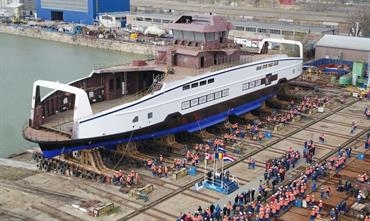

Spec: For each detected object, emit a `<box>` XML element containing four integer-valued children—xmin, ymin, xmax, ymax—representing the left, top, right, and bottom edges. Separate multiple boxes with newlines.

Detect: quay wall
<box><xmin>0</xmin><ymin>24</ymin><xmax>157</xmax><ymax>56</ymax></box>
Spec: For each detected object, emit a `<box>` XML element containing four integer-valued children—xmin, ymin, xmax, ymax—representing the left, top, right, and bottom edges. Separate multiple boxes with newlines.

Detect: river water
<box><xmin>0</xmin><ymin>33</ymin><xmax>145</xmax><ymax>157</ymax></box>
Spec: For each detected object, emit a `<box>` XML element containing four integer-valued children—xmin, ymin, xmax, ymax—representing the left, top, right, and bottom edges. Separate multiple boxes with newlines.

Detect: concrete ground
<box><xmin>278</xmin><ymin>149</ymin><xmax>370</xmax><ymax>221</ymax></box>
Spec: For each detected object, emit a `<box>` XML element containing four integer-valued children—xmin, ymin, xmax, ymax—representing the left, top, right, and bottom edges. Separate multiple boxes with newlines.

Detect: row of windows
<box><xmin>256</xmin><ymin>61</ymin><xmax>279</xmax><ymax>71</ymax></box>
<box><xmin>183</xmin><ymin>78</ymin><xmax>214</xmax><ymax>90</ymax></box>
<box><xmin>181</xmin><ymin>89</ymin><xmax>229</xmax><ymax>110</ymax></box>
<box><xmin>134</xmin><ymin>17</ymin><xmax>171</xmax><ymax>23</ymax></box>
<box><xmin>242</xmin><ymin>79</ymin><xmax>261</xmax><ymax>91</ymax></box>
<box><xmin>132</xmin><ymin>112</ymin><xmax>153</xmax><ymax>123</ymax></box>
<box><xmin>234</xmin><ymin>26</ymin><xmax>304</xmax><ymax>36</ymax></box>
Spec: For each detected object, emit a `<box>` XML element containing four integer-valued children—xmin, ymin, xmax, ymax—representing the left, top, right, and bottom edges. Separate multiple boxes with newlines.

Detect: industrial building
<box><xmin>315</xmin><ymin>35</ymin><xmax>370</xmax><ymax>62</ymax></box>
<box><xmin>126</xmin><ymin>13</ymin><xmax>336</xmax><ymax>41</ymax></box>
<box><xmin>35</xmin><ymin>0</ymin><xmax>130</xmax><ymax>25</ymax></box>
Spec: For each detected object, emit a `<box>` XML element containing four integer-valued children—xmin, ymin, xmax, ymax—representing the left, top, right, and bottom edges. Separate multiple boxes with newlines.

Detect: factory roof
<box><xmin>315</xmin><ymin>34</ymin><xmax>370</xmax><ymax>52</ymax></box>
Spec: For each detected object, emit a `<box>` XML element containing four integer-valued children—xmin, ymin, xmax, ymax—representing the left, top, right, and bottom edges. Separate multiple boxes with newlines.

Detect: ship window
<box><xmin>144</xmin><ymin>17</ymin><xmax>152</xmax><ymax>22</ymax></box>
<box><xmin>274</xmin><ymin>61</ymin><xmax>279</xmax><ymax>66</ymax></box>
<box><xmin>215</xmin><ymin>91</ymin><xmax>222</xmax><ymax>99</ymax></box>
<box><xmin>191</xmin><ymin>98</ymin><xmax>198</xmax><ymax>106</ymax></box>
<box><xmin>292</xmin><ymin>69</ymin><xmax>295</xmax><ymax>74</ymax></box>
<box><xmin>136</xmin><ymin>17</ymin><xmax>143</xmax><ymax>21</ymax></box>
<box><xmin>200</xmin><ymin>80</ymin><xmax>207</xmax><ymax>86</ymax></box>
<box><xmin>256</xmin><ymin>66</ymin><xmax>262</xmax><ymax>70</ymax></box>
<box><xmin>208</xmin><ymin>78</ymin><xmax>214</xmax><ymax>84</ymax></box>
<box><xmin>199</xmin><ymin>96</ymin><xmax>206</xmax><ymax>104</ymax></box>
<box><xmin>88</xmin><ymin>91</ymin><xmax>94</xmax><ymax>98</ymax></box>
<box><xmin>163</xmin><ymin>19</ymin><xmax>171</xmax><ymax>23</ymax></box>
<box><xmin>222</xmin><ymin>89</ymin><xmax>229</xmax><ymax>97</ymax></box>
<box><xmin>63</xmin><ymin>97</ymin><xmax>68</xmax><ymax>104</ymax></box>
<box><xmin>263</xmin><ymin>64</ymin><xmax>268</xmax><ymax>69</ymax></box>
<box><xmin>148</xmin><ymin>112</ymin><xmax>153</xmax><ymax>119</ymax></box>
<box><xmin>183</xmin><ymin>85</ymin><xmax>190</xmax><ymax>90</ymax></box>
<box><xmin>182</xmin><ymin>101</ymin><xmax>190</xmax><ymax>109</ymax></box>
<box><xmin>242</xmin><ymin>83</ymin><xmax>249</xmax><ymax>91</ymax></box>
<box><xmin>255</xmin><ymin>79</ymin><xmax>261</xmax><ymax>86</ymax></box>
<box><xmin>269</xmin><ymin>63</ymin><xmax>274</xmax><ymax>67</ymax></box>
<box><xmin>272</xmin><ymin>74</ymin><xmax>278</xmax><ymax>80</ymax></box>
<box><xmin>207</xmin><ymin>93</ymin><xmax>214</xmax><ymax>101</ymax></box>
<box><xmin>249</xmin><ymin>81</ymin><xmax>255</xmax><ymax>88</ymax></box>
<box><xmin>132</xmin><ymin>116</ymin><xmax>139</xmax><ymax>123</ymax></box>
<box><xmin>191</xmin><ymin>83</ymin><xmax>198</xmax><ymax>88</ymax></box>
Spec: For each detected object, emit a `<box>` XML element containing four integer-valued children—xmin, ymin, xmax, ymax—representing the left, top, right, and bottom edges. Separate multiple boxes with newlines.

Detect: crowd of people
<box><xmin>146</xmin><ymin>155</ymin><xmax>171</xmax><ymax>177</ymax></box>
<box><xmin>264</xmin><ymin>147</ymin><xmax>301</xmax><ymax>192</ymax></box>
<box><xmin>186</xmin><ymin>150</ymin><xmax>201</xmax><ymax>166</ymax></box>
<box><xmin>265</xmin><ymin>96</ymin><xmax>330</xmax><ymax>127</ymax></box>
<box><xmin>112</xmin><ymin>169</ymin><xmax>140</xmax><ymax>186</ymax></box>
<box><xmin>176</xmin><ymin>141</ymin><xmax>367</xmax><ymax>221</ymax></box>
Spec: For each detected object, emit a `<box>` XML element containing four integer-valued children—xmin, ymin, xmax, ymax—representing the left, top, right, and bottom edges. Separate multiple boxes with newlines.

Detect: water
<box><xmin>0</xmin><ymin>33</ymin><xmax>145</xmax><ymax>157</ymax></box>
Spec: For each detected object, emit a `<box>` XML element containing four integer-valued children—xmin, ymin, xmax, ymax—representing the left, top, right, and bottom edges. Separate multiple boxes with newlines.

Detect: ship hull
<box><xmin>34</xmin><ymin>85</ymin><xmax>277</xmax><ymax>158</ymax></box>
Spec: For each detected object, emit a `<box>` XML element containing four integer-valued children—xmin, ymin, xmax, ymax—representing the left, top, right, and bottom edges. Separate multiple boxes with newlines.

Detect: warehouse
<box><xmin>35</xmin><ymin>0</ymin><xmax>130</xmax><ymax>25</ymax></box>
<box><xmin>315</xmin><ymin>35</ymin><xmax>370</xmax><ymax>62</ymax></box>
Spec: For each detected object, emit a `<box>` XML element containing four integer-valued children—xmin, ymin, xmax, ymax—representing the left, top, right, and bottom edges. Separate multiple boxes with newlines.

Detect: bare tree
<box><xmin>349</xmin><ymin>7</ymin><xmax>370</xmax><ymax>37</ymax></box>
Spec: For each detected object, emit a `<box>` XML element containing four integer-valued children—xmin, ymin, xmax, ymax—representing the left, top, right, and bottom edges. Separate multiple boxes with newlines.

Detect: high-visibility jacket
<box><xmin>276</xmin><ymin>203</ymin><xmax>281</xmax><ymax>210</ymax></box>
<box><xmin>279</xmin><ymin>199</ymin><xmax>285</xmax><ymax>207</ymax></box>
<box><xmin>319</xmin><ymin>201</ymin><xmax>323</xmax><ymax>208</ymax></box>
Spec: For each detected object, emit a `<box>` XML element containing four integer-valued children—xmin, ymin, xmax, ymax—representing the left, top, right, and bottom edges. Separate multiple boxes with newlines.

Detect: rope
<box><xmin>112</xmin><ymin>129</ymin><xmax>135</xmax><ymax>171</ymax></box>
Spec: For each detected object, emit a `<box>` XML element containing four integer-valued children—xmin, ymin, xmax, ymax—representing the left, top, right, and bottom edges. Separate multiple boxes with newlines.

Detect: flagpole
<box><xmin>204</xmin><ymin>157</ymin><xmax>207</xmax><ymax>182</ymax></box>
<box><xmin>221</xmin><ymin>155</ymin><xmax>224</xmax><ymax>187</ymax></box>
<box><xmin>215</xmin><ymin>152</ymin><xmax>217</xmax><ymax>184</ymax></box>
<box><xmin>213</xmin><ymin>152</ymin><xmax>215</xmax><ymax>185</ymax></box>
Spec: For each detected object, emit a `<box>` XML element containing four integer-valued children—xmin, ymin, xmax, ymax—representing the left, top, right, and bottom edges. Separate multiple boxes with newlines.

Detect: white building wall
<box><xmin>0</xmin><ymin>0</ymin><xmax>11</xmax><ymax>9</ymax></box>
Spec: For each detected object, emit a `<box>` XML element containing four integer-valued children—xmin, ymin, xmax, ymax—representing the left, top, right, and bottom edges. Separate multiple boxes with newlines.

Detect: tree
<box><xmin>349</xmin><ymin>7</ymin><xmax>370</xmax><ymax>37</ymax></box>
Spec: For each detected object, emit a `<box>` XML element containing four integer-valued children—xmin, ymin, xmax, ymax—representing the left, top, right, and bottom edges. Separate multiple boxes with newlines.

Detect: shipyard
<box><xmin>0</xmin><ymin>0</ymin><xmax>370</xmax><ymax>221</ymax></box>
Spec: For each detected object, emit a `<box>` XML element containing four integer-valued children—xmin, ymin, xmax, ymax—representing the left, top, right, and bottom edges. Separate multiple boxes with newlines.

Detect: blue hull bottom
<box><xmin>40</xmin><ymin>94</ymin><xmax>272</xmax><ymax>158</ymax></box>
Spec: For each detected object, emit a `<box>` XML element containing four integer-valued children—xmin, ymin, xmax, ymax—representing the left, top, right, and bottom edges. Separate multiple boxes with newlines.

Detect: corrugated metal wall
<box><xmin>36</xmin><ymin>0</ymin><xmax>130</xmax><ymax>24</ymax></box>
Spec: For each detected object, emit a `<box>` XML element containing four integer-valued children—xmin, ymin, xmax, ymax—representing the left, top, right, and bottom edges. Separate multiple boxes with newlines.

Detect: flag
<box><xmin>223</xmin><ymin>153</ymin><xmax>236</xmax><ymax>162</ymax></box>
<box><xmin>205</xmin><ymin>152</ymin><xmax>212</xmax><ymax>160</ymax></box>
<box><xmin>214</xmin><ymin>146</ymin><xmax>226</xmax><ymax>153</ymax></box>
<box><xmin>214</xmin><ymin>152</ymin><xmax>219</xmax><ymax>160</ymax></box>
<box><xmin>219</xmin><ymin>152</ymin><xmax>223</xmax><ymax>160</ymax></box>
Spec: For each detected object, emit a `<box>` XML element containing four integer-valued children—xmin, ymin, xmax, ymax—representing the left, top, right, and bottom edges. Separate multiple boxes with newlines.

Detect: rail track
<box><xmin>0</xmin><ymin>178</ymin><xmax>83</xmax><ymax>203</ymax></box>
<box><xmin>121</xmin><ymin>97</ymin><xmax>370</xmax><ymax>220</ymax></box>
<box><xmin>0</xmin><ymin>207</ymin><xmax>36</xmax><ymax>221</ymax></box>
